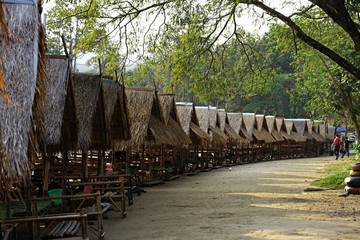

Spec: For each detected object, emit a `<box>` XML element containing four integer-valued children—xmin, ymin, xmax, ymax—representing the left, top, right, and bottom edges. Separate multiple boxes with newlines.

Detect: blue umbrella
<box><xmin>336</xmin><ymin>127</ymin><xmax>347</xmax><ymax>133</ymax></box>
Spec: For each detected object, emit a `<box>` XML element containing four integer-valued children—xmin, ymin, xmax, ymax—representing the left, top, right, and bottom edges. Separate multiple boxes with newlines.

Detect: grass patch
<box><xmin>311</xmin><ymin>157</ymin><xmax>356</xmax><ymax>189</ymax></box>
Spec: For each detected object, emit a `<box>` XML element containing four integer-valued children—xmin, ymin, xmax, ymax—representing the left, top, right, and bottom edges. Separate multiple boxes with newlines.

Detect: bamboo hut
<box><xmin>293</xmin><ymin>119</ymin><xmax>314</xmax><ymax>157</ymax></box>
<box><xmin>44</xmin><ymin>56</ymin><xmax>76</xmax><ymax>149</ymax></box>
<box><xmin>309</xmin><ymin>120</ymin><xmax>327</xmax><ymax>156</ymax></box>
<box><xmin>72</xmin><ymin>73</ymin><xmax>107</xmax><ymax>177</ymax></box>
<box><xmin>144</xmin><ymin>93</ymin><xmax>191</xmax><ymax>181</ymax></box>
<box><xmin>112</xmin><ymin>88</ymin><xmax>154</xmax><ymax>181</ymax></box>
<box><xmin>150</xmin><ymin>93</ymin><xmax>192</xmax><ymax>180</ymax></box>
<box><xmin>194</xmin><ymin>106</ymin><xmax>213</xmax><ymax>170</ymax></box>
<box><xmin>207</xmin><ymin>106</ymin><xmax>228</xmax><ymax>167</ymax></box>
<box><xmin>266</xmin><ymin>116</ymin><xmax>285</xmax><ymax>160</ymax></box>
<box><xmin>102</xmin><ymin>80</ymin><xmax>130</xmax><ymax>174</ymax></box>
<box><xmin>176</xmin><ymin>103</ymin><xmax>210</xmax><ymax>173</ymax></box>
<box><xmin>253</xmin><ymin>114</ymin><xmax>276</xmax><ymax>161</ymax></box>
<box><xmin>243</xmin><ymin>113</ymin><xmax>262</xmax><ymax>162</ymax></box>
<box><xmin>0</xmin><ymin>1</ymin><xmax>46</xmax><ymax>201</ymax></box>
<box><xmin>103</xmin><ymin>80</ymin><xmax>130</xmax><ymax>142</ymax></box>
<box><xmin>284</xmin><ymin>119</ymin><xmax>307</xmax><ymax>157</ymax></box>
<box><xmin>274</xmin><ymin>117</ymin><xmax>298</xmax><ymax>158</ymax></box>
<box><xmin>41</xmin><ymin>55</ymin><xmax>78</xmax><ymax>193</ymax></box>
<box><xmin>317</xmin><ymin>120</ymin><xmax>331</xmax><ymax>152</ymax></box>
<box><xmin>226</xmin><ymin>113</ymin><xmax>251</xmax><ymax>163</ymax></box>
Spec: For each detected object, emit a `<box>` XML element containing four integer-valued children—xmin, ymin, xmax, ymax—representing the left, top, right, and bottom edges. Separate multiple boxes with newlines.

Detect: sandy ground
<box><xmin>101</xmin><ymin>155</ymin><xmax>360</xmax><ymax>240</ymax></box>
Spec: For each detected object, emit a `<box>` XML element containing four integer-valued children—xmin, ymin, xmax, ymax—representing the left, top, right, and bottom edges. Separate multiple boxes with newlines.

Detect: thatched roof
<box><xmin>306</xmin><ymin>120</ymin><xmax>313</xmax><ymax>134</ymax></box>
<box><xmin>275</xmin><ymin>117</ymin><xmax>294</xmax><ymax>141</ymax></box>
<box><xmin>0</xmin><ymin>2</ymin><xmax>40</xmax><ymax>180</ymax></box>
<box><xmin>103</xmin><ymin>80</ymin><xmax>130</xmax><ymax>141</ymax></box>
<box><xmin>176</xmin><ymin>102</ymin><xmax>193</xmax><ymax>136</ymax></box>
<box><xmin>190</xmin><ymin>122</ymin><xmax>211</xmax><ymax>147</ymax></box>
<box><xmin>224</xmin><ymin>123</ymin><xmax>242</xmax><ymax>143</ymax></box>
<box><xmin>158</xmin><ymin>93</ymin><xmax>174</xmax><ymax>125</ymax></box>
<box><xmin>44</xmin><ymin>56</ymin><xmax>71</xmax><ymax>146</ymax></box>
<box><xmin>167</xmin><ymin>118</ymin><xmax>192</xmax><ymax>146</ymax></box>
<box><xmin>265</xmin><ymin>116</ymin><xmax>275</xmax><ymax>133</ymax></box>
<box><xmin>293</xmin><ymin>119</ymin><xmax>316</xmax><ymax>141</ymax></box>
<box><xmin>195</xmin><ymin>106</ymin><xmax>209</xmax><ymax>133</ymax></box>
<box><xmin>209</xmin><ymin>126</ymin><xmax>228</xmax><ymax>148</ymax></box>
<box><xmin>208</xmin><ymin>106</ymin><xmax>217</xmax><ymax>128</ymax></box>
<box><xmin>217</xmin><ymin>109</ymin><xmax>226</xmax><ymax>132</ymax></box>
<box><xmin>266</xmin><ymin>116</ymin><xmax>285</xmax><ymax>142</ymax></box>
<box><xmin>284</xmin><ymin>119</ymin><xmax>307</xmax><ymax>142</ymax></box>
<box><xmin>227</xmin><ymin>113</ymin><xmax>242</xmax><ymax>134</ymax></box>
<box><xmin>148</xmin><ymin>115</ymin><xmax>179</xmax><ymax>146</ymax></box>
<box><xmin>72</xmin><ymin>73</ymin><xmax>106</xmax><ymax>149</ymax></box>
<box><xmin>254</xmin><ymin>114</ymin><xmax>276</xmax><ymax>143</ymax></box>
<box><xmin>242</xmin><ymin>113</ymin><xmax>256</xmax><ymax>136</ymax></box>
<box><xmin>114</xmin><ymin>88</ymin><xmax>155</xmax><ymax>150</ymax></box>
<box><xmin>293</xmin><ymin>119</ymin><xmax>306</xmax><ymax>136</ymax></box>
<box><xmin>147</xmin><ymin>93</ymin><xmax>191</xmax><ymax>148</ymax></box>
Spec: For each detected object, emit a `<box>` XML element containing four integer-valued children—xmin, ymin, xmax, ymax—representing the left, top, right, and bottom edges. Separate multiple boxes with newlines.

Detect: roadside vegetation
<box><xmin>312</xmin><ymin>142</ymin><xmax>360</xmax><ymax>189</ymax></box>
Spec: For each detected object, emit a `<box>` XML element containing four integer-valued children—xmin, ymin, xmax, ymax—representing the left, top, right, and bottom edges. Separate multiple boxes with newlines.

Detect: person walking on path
<box><xmin>333</xmin><ymin>134</ymin><xmax>342</xmax><ymax>160</ymax></box>
<box><xmin>342</xmin><ymin>136</ymin><xmax>350</xmax><ymax>158</ymax></box>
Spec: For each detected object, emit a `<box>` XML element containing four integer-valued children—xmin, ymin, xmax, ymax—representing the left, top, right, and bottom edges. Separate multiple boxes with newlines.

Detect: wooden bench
<box><xmin>31</xmin><ymin>193</ymin><xmax>104</xmax><ymax>239</ymax></box>
<box><xmin>68</xmin><ymin>180</ymin><xmax>127</xmax><ymax>218</ymax></box>
<box><xmin>2</xmin><ymin>210</ymin><xmax>90</xmax><ymax>240</ymax></box>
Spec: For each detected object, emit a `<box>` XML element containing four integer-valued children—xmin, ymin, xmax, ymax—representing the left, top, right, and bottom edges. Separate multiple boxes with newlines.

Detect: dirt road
<box><xmin>103</xmin><ymin>156</ymin><xmax>360</xmax><ymax>240</ymax></box>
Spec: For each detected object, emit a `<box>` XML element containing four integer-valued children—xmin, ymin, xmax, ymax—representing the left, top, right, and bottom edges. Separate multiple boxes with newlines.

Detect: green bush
<box><xmin>312</xmin><ymin>157</ymin><xmax>354</xmax><ymax>189</ymax></box>
<box><xmin>353</xmin><ymin>141</ymin><xmax>360</xmax><ymax>160</ymax></box>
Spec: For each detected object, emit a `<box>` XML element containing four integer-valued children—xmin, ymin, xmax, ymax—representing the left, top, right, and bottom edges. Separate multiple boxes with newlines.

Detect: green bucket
<box><xmin>48</xmin><ymin>189</ymin><xmax>63</xmax><ymax>205</ymax></box>
<box><xmin>0</xmin><ymin>203</ymin><xmax>14</xmax><ymax>219</ymax></box>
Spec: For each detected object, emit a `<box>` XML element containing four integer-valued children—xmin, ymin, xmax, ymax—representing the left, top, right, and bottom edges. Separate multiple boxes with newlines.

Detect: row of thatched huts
<box><xmin>0</xmin><ymin>2</ymin><xmax>336</xmax><ymax>237</ymax></box>
<box><xmin>30</xmin><ymin>55</ymin><xmax>335</xmax><ymax>188</ymax></box>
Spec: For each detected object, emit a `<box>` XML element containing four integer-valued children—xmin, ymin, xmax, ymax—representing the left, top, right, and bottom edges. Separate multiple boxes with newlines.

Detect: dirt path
<box><xmin>103</xmin><ymin>156</ymin><xmax>360</xmax><ymax>240</ymax></box>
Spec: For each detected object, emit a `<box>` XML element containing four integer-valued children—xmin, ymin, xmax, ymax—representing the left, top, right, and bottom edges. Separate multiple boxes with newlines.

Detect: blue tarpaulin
<box><xmin>1</xmin><ymin>0</ymin><xmax>35</xmax><ymax>4</ymax></box>
<box><xmin>336</xmin><ymin>127</ymin><xmax>347</xmax><ymax>133</ymax></box>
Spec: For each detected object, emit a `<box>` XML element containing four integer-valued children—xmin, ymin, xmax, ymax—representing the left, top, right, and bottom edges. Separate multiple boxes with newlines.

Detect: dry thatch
<box><xmin>306</xmin><ymin>120</ymin><xmax>313</xmax><ymax>134</ymax></box>
<box><xmin>0</xmin><ymin>3</ymin><xmax>39</xmax><ymax>180</ymax></box>
<box><xmin>242</xmin><ymin>113</ymin><xmax>256</xmax><ymax>136</ymax></box>
<box><xmin>176</xmin><ymin>102</ymin><xmax>193</xmax><ymax>136</ymax></box>
<box><xmin>224</xmin><ymin>123</ymin><xmax>242</xmax><ymax>143</ymax></box>
<box><xmin>293</xmin><ymin>119</ymin><xmax>315</xmax><ymax>141</ymax></box>
<box><xmin>208</xmin><ymin>106</ymin><xmax>217</xmax><ymax>128</ymax></box>
<box><xmin>195</xmin><ymin>106</ymin><xmax>209</xmax><ymax>133</ymax></box>
<box><xmin>114</xmin><ymin>88</ymin><xmax>154</xmax><ymax>150</ymax></box>
<box><xmin>293</xmin><ymin>119</ymin><xmax>306</xmax><ymax>136</ymax></box>
<box><xmin>227</xmin><ymin>113</ymin><xmax>242</xmax><ymax>134</ymax></box>
<box><xmin>209</xmin><ymin>126</ymin><xmax>228</xmax><ymax>148</ymax></box>
<box><xmin>148</xmin><ymin>115</ymin><xmax>178</xmax><ymax>146</ymax></box>
<box><xmin>103</xmin><ymin>80</ymin><xmax>130</xmax><ymax>141</ymax></box>
<box><xmin>147</xmin><ymin>92</ymin><xmax>192</xmax><ymax>148</ymax></box>
<box><xmin>266</xmin><ymin>116</ymin><xmax>285</xmax><ymax>142</ymax></box>
<box><xmin>275</xmin><ymin>117</ymin><xmax>293</xmax><ymax>141</ymax></box>
<box><xmin>72</xmin><ymin>73</ymin><xmax>104</xmax><ymax>149</ymax></box>
<box><xmin>284</xmin><ymin>119</ymin><xmax>307</xmax><ymax>142</ymax></box>
<box><xmin>190</xmin><ymin>122</ymin><xmax>211</xmax><ymax>147</ymax></box>
<box><xmin>167</xmin><ymin>117</ymin><xmax>192</xmax><ymax>146</ymax></box>
<box><xmin>254</xmin><ymin>114</ymin><xmax>276</xmax><ymax>143</ymax></box>
<box><xmin>44</xmin><ymin>56</ymin><xmax>71</xmax><ymax>145</ymax></box>
<box><xmin>217</xmin><ymin>109</ymin><xmax>226</xmax><ymax>132</ymax></box>
<box><xmin>158</xmin><ymin>93</ymin><xmax>174</xmax><ymax>125</ymax></box>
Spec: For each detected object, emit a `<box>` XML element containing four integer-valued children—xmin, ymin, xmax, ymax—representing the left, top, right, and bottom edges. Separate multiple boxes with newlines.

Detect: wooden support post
<box><xmin>82</xmin><ymin>150</ymin><xmax>89</xmax><ymax>181</ymax></box>
<box><xmin>99</xmin><ymin>149</ymin><xmax>104</xmax><ymax>176</ymax></box>
<box><xmin>95</xmin><ymin>193</ymin><xmax>104</xmax><ymax>238</ymax></box>
<box><xmin>43</xmin><ymin>150</ymin><xmax>50</xmax><ymax>197</ymax></box>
